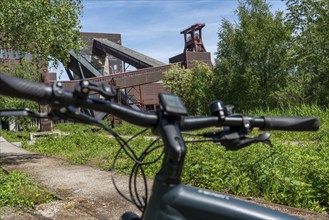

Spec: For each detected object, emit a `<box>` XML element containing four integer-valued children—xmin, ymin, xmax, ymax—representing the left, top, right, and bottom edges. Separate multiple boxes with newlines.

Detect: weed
<box><xmin>0</xmin><ymin>169</ymin><xmax>55</xmax><ymax>209</ymax></box>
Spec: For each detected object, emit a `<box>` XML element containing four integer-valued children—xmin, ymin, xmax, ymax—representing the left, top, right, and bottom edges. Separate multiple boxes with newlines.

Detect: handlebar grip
<box><xmin>0</xmin><ymin>73</ymin><xmax>53</xmax><ymax>104</ymax></box>
<box><xmin>262</xmin><ymin>116</ymin><xmax>320</xmax><ymax>131</ymax></box>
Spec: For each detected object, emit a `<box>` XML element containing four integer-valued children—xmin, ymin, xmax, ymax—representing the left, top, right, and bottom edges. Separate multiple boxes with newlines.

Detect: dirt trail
<box><xmin>1</xmin><ymin>137</ymin><xmax>328</xmax><ymax>220</ymax></box>
<box><xmin>0</xmin><ymin>137</ymin><xmax>141</xmax><ymax>219</ymax></box>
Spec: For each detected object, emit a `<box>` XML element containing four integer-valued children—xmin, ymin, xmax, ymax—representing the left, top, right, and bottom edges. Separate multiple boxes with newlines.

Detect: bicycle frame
<box><xmin>140</xmin><ymin>112</ymin><xmax>300</xmax><ymax>220</ymax></box>
<box><xmin>143</xmin><ymin>181</ymin><xmax>297</xmax><ymax>220</ymax></box>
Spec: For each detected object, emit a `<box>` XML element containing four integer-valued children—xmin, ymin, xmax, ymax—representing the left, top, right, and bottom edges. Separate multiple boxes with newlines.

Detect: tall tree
<box><xmin>0</xmin><ymin>0</ymin><xmax>83</xmax><ymax>65</ymax></box>
<box><xmin>0</xmin><ymin>0</ymin><xmax>83</xmax><ymax>128</ymax></box>
<box><xmin>285</xmin><ymin>0</ymin><xmax>329</xmax><ymax>105</ymax></box>
<box><xmin>214</xmin><ymin>0</ymin><xmax>291</xmax><ymax>110</ymax></box>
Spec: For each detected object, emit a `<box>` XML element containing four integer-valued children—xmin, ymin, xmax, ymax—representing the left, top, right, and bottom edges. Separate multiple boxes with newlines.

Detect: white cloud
<box><xmin>50</xmin><ymin>0</ymin><xmax>286</xmax><ymax>79</ymax></box>
<box><xmin>78</xmin><ymin>0</ymin><xmax>284</xmax><ymax>70</ymax></box>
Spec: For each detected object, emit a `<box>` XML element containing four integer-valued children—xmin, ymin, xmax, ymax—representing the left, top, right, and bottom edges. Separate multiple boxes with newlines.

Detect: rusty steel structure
<box><xmin>1</xmin><ymin>24</ymin><xmax>212</xmax><ymax>130</ymax></box>
<box><xmin>62</xmin><ymin>32</ymin><xmax>169</xmax><ymax>111</ymax></box>
<box><xmin>169</xmin><ymin>24</ymin><xmax>212</xmax><ymax>68</ymax></box>
<box><xmin>50</xmin><ymin>23</ymin><xmax>212</xmax><ymax>112</ymax></box>
<box><xmin>182</xmin><ymin>23</ymin><xmax>207</xmax><ymax>53</ymax></box>
<box><xmin>59</xmin><ymin>65</ymin><xmax>172</xmax><ymax>90</ymax></box>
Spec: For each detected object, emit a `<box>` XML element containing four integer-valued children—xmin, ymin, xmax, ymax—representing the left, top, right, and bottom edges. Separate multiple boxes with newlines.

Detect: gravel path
<box><xmin>1</xmin><ymin>137</ymin><xmax>328</xmax><ymax>220</ymax></box>
<box><xmin>0</xmin><ymin>137</ymin><xmax>141</xmax><ymax>219</ymax></box>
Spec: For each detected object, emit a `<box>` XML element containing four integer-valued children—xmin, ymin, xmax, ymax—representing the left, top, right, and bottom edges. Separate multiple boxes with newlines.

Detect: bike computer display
<box><xmin>159</xmin><ymin>93</ymin><xmax>188</xmax><ymax>116</ymax></box>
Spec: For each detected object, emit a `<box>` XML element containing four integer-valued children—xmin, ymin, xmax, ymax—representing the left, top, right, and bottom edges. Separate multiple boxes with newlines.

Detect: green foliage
<box><xmin>183</xmin><ymin>141</ymin><xmax>329</xmax><ymax>213</ymax></box>
<box><xmin>285</xmin><ymin>0</ymin><xmax>329</xmax><ymax>105</ymax></box>
<box><xmin>163</xmin><ymin>62</ymin><xmax>214</xmax><ymax>115</ymax></box>
<box><xmin>182</xmin><ymin>104</ymin><xmax>329</xmax><ymax>213</ymax></box>
<box><xmin>270</xmin><ymin>73</ymin><xmax>313</xmax><ymax>107</ymax></box>
<box><xmin>0</xmin><ymin>61</ymin><xmax>41</xmax><ymax>129</ymax></box>
<box><xmin>54</xmin><ymin>122</ymin><xmax>101</xmax><ymax>133</ymax></box>
<box><xmin>0</xmin><ymin>61</ymin><xmax>40</xmax><ymax>111</ymax></box>
<box><xmin>112</xmin><ymin>121</ymin><xmax>153</xmax><ymax>136</ymax></box>
<box><xmin>214</xmin><ymin>0</ymin><xmax>291</xmax><ymax>110</ymax></box>
<box><xmin>189</xmin><ymin>62</ymin><xmax>215</xmax><ymax>115</ymax></box>
<box><xmin>164</xmin><ymin>0</ymin><xmax>329</xmax><ymax>110</ymax></box>
<box><xmin>25</xmin><ymin>128</ymin><xmax>116</xmax><ymax>166</ymax></box>
<box><xmin>213</xmin><ymin>0</ymin><xmax>329</xmax><ymax>109</ymax></box>
<box><xmin>0</xmin><ymin>59</ymin><xmax>41</xmax><ymax>110</ymax></box>
<box><xmin>23</xmin><ymin>106</ymin><xmax>329</xmax><ymax>213</ymax></box>
<box><xmin>0</xmin><ymin>129</ymin><xmax>32</xmax><ymax>142</ymax></box>
<box><xmin>250</xmin><ymin>104</ymin><xmax>329</xmax><ymax>141</ymax></box>
<box><xmin>0</xmin><ymin>169</ymin><xmax>55</xmax><ymax>208</ymax></box>
<box><xmin>26</xmin><ymin>123</ymin><xmax>160</xmax><ymax>171</ymax></box>
<box><xmin>0</xmin><ymin>0</ymin><xmax>83</xmax><ymax>65</ymax></box>
<box><xmin>162</xmin><ymin>64</ymin><xmax>192</xmax><ymax>99</ymax></box>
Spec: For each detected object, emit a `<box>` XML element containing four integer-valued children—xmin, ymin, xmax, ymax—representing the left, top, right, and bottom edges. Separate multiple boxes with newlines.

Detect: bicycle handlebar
<box><xmin>181</xmin><ymin>115</ymin><xmax>319</xmax><ymax>131</ymax></box>
<box><xmin>0</xmin><ymin>73</ymin><xmax>320</xmax><ymax>131</ymax></box>
<box><xmin>0</xmin><ymin>73</ymin><xmax>158</xmax><ymax>127</ymax></box>
<box><xmin>261</xmin><ymin>116</ymin><xmax>319</xmax><ymax>131</ymax></box>
<box><xmin>0</xmin><ymin>72</ymin><xmax>53</xmax><ymax>104</ymax></box>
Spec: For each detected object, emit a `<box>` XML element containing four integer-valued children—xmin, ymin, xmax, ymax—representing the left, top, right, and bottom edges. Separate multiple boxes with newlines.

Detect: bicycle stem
<box><xmin>154</xmin><ymin>111</ymin><xmax>186</xmax><ymax>185</ymax></box>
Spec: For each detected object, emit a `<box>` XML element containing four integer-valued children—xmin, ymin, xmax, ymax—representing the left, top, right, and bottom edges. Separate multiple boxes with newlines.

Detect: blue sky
<box><xmin>54</xmin><ymin>0</ymin><xmax>287</xmax><ymax>79</ymax></box>
<box><xmin>80</xmin><ymin>0</ymin><xmax>286</xmax><ymax>63</ymax></box>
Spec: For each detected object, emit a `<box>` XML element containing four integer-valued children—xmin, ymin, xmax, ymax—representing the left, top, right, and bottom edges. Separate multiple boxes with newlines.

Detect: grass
<box><xmin>0</xmin><ymin>129</ymin><xmax>31</xmax><ymax>142</ymax></box>
<box><xmin>0</xmin><ymin>168</ymin><xmax>55</xmax><ymax>209</ymax></box>
<box><xmin>3</xmin><ymin>104</ymin><xmax>329</xmax><ymax>213</ymax></box>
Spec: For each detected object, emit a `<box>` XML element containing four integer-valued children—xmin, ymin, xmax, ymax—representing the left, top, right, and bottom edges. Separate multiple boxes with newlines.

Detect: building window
<box><xmin>0</xmin><ymin>49</ymin><xmax>7</xmax><ymax>59</ymax></box>
<box><xmin>0</xmin><ymin>48</ymin><xmax>31</xmax><ymax>60</ymax></box>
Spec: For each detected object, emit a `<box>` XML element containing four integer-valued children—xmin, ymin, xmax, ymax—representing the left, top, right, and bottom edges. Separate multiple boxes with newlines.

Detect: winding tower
<box><xmin>169</xmin><ymin>23</ymin><xmax>212</xmax><ymax>68</ymax></box>
<box><xmin>182</xmin><ymin>23</ymin><xmax>207</xmax><ymax>52</ymax></box>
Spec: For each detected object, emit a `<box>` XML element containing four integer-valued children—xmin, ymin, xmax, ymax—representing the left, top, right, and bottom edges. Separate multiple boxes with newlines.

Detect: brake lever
<box><xmin>219</xmin><ymin>132</ymin><xmax>272</xmax><ymax>151</ymax></box>
<box><xmin>52</xmin><ymin>105</ymin><xmax>104</xmax><ymax>128</ymax></box>
<box><xmin>204</xmin><ymin>126</ymin><xmax>272</xmax><ymax>151</ymax></box>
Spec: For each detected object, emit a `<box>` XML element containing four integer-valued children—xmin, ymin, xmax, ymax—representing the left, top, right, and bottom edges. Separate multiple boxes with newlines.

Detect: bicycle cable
<box><xmin>109</xmin><ymin>127</ymin><xmax>164</xmax><ymax>212</ymax></box>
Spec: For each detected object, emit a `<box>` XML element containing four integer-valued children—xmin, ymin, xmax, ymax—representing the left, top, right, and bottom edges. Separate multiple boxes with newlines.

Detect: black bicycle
<box><xmin>0</xmin><ymin>73</ymin><xmax>320</xmax><ymax>219</ymax></box>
